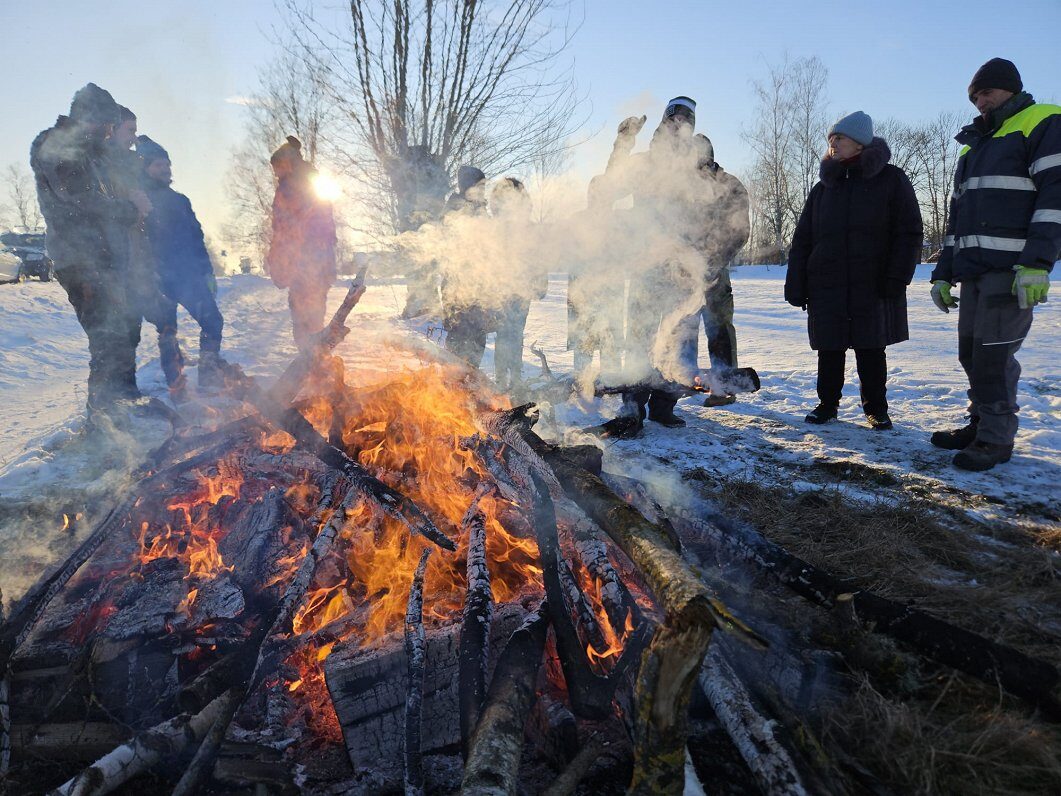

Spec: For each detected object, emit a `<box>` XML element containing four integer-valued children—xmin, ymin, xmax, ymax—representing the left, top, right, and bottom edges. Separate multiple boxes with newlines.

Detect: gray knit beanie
<box><xmin>828</xmin><ymin>111</ymin><xmax>874</xmax><ymax>146</ymax></box>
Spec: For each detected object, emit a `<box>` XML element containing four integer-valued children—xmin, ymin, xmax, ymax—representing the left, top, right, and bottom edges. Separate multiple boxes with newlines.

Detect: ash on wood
<box><xmin>325</xmin><ymin>602</ymin><xmax>530</xmax><ymax>778</ymax></box>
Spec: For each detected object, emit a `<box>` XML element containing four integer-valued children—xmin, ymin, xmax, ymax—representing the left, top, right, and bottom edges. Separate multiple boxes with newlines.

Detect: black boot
<box><xmin>804</xmin><ymin>404</ymin><xmax>837</xmax><ymax>424</ymax></box>
<box><xmin>930</xmin><ymin>417</ymin><xmax>979</xmax><ymax>450</ymax></box>
<box><xmin>647</xmin><ymin>391</ymin><xmax>685</xmax><ymax>428</ymax></box>
<box><xmin>953</xmin><ymin>440</ymin><xmax>1013</xmax><ymax>472</ymax></box>
<box><xmin>866</xmin><ymin>413</ymin><xmax>893</xmax><ymax>430</ymax></box>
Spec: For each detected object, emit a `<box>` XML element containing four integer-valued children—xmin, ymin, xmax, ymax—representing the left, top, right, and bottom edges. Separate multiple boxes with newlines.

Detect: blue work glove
<box><xmin>1012</xmin><ymin>266</ymin><xmax>1049</xmax><ymax>309</ymax></box>
<box><xmin>930</xmin><ymin>280</ymin><xmax>958</xmax><ymax>313</ymax></box>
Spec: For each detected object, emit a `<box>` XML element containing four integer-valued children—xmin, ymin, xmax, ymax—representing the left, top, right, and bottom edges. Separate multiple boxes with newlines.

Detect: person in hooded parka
<box><xmin>267</xmin><ymin>136</ymin><xmax>339</xmax><ymax>349</ymax></box>
<box><xmin>30</xmin><ymin>83</ymin><xmax>151</xmax><ymax>413</ymax></box>
<box><xmin>785</xmin><ymin>111</ymin><xmax>923</xmax><ymax>430</ymax></box>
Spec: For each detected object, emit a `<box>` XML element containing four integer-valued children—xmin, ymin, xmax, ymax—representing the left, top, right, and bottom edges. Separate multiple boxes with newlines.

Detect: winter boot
<box><xmin>587</xmin><ymin>415</ymin><xmax>644</xmax><ymax>439</ymax></box>
<box><xmin>866</xmin><ymin>413</ymin><xmax>893</xmax><ymax>430</ymax></box>
<box><xmin>804</xmin><ymin>404</ymin><xmax>838</xmax><ymax>424</ymax></box>
<box><xmin>647</xmin><ymin>392</ymin><xmax>686</xmax><ymax>428</ymax></box>
<box><xmin>930</xmin><ymin>417</ymin><xmax>979</xmax><ymax>450</ymax></box>
<box><xmin>198</xmin><ymin>351</ymin><xmax>242</xmax><ymax>390</ymax></box>
<box><xmin>953</xmin><ymin>440</ymin><xmax>1013</xmax><ymax>472</ymax></box>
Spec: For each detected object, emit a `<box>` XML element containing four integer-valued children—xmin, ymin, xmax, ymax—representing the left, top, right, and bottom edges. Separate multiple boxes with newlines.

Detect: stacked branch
<box><xmin>404</xmin><ymin>549</ymin><xmax>432</xmax><ymax>796</ymax></box>
<box><xmin>459</xmin><ymin>486</ymin><xmax>494</xmax><ymax>757</ymax></box>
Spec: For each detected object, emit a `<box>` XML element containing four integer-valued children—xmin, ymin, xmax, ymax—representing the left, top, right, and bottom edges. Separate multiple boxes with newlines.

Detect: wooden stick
<box><xmin>48</xmin><ymin>690</ymin><xmax>235</xmax><ymax>796</ymax></box>
<box><xmin>558</xmin><ymin>559</ymin><xmax>607</xmax><ymax>653</ymax></box>
<box><xmin>699</xmin><ymin>646</ymin><xmax>810</xmax><ymax>796</ymax></box>
<box><xmin>459</xmin><ymin>486</ymin><xmax>494</xmax><ymax>758</ymax></box>
<box><xmin>403</xmin><ymin>548</ymin><xmax>431</xmax><ymax>796</ymax></box>
<box><xmin>461</xmin><ymin>604</ymin><xmax>551</xmax><ymax>796</ymax></box>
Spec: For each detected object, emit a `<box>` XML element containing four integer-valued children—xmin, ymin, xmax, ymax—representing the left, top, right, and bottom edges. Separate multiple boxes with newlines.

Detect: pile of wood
<box><xmin>1</xmin><ymin>279</ymin><xmax>1057</xmax><ymax>796</ymax></box>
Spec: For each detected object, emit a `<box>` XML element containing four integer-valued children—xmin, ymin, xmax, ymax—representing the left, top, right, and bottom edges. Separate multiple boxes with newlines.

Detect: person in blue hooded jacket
<box><xmin>137</xmin><ymin>135</ymin><xmax>231</xmax><ymax>391</ymax></box>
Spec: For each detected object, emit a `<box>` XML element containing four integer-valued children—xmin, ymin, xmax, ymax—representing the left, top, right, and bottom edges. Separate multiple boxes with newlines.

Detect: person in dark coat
<box><xmin>785</xmin><ymin>111</ymin><xmax>923</xmax><ymax>429</ymax></box>
<box><xmin>137</xmin><ymin>135</ymin><xmax>231</xmax><ymax>390</ymax></box>
<box><xmin>30</xmin><ymin>83</ymin><xmax>151</xmax><ymax>412</ymax></box>
<box><xmin>267</xmin><ymin>136</ymin><xmax>338</xmax><ymax>348</ymax></box>
<box><xmin>103</xmin><ymin>110</ymin><xmax>185</xmax><ymax>397</ymax></box>
<box><xmin>440</xmin><ymin>165</ymin><xmax>492</xmax><ymax>366</ymax></box>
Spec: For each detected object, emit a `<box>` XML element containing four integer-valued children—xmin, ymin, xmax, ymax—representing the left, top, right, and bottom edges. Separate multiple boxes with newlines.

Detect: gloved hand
<box><xmin>931</xmin><ymin>280</ymin><xmax>958</xmax><ymax>313</ymax></box>
<box><xmin>1012</xmin><ymin>266</ymin><xmax>1049</xmax><ymax>309</ymax></box>
<box><xmin>206</xmin><ymin>272</ymin><xmax>217</xmax><ymax>296</ymax></box>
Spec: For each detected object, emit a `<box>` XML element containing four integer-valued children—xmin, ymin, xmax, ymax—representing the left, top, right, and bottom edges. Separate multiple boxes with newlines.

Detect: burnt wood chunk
<box><xmin>325</xmin><ymin>602</ymin><xmax>529</xmax><ymax>778</ymax></box>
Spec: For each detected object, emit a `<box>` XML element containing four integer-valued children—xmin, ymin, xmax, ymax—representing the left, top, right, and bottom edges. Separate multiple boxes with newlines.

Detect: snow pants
<box><xmin>816</xmin><ymin>347</ymin><xmax>887</xmax><ymax>417</ymax></box>
<box><xmin>56</xmin><ymin>263</ymin><xmax>140</xmax><ymax>408</ymax></box>
<box><xmin>444</xmin><ymin>304</ymin><xmax>491</xmax><ymax>368</ymax></box>
<box><xmin>957</xmin><ymin>269</ymin><xmax>1034</xmax><ymax>446</ymax></box>
<box><xmin>495</xmin><ymin>297</ymin><xmax>530</xmax><ymax>390</ymax></box>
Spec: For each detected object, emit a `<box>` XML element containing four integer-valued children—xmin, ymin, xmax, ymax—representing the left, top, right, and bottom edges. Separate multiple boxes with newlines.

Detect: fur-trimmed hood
<box><xmin>820</xmin><ymin>137</ymin><xmax>892</xmax><ymax>185</ymax></box>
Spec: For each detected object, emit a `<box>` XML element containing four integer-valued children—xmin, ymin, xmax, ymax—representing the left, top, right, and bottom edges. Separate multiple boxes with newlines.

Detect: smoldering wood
<box><xmin>573</xmin><ymin>531</ymin><xmax>636</xmax><ymax>633</ymax></box>
<box><xmin>403</xmin><ymin>549</ymin><xmax>431</xmax><ymax>796</ymax></box>
<box><xmin>531</xmin><ymin>692</ymin><xmax>578</xmax><ymax>770</ymax></box>
<box><xmin>541</xmin><ymin>734</ymin><xmax>611</xmax><ymax>796</ymax></box>
<box><xmin>698</xmin><ymin>645</ymin><xmax>811</xmax><ymax>796</ymax></box>
<box><xmin>558</xmin><ymin>559</ymin><xmax>607</xmax><ymax>653</ymax></box>
<box><xmin>459</xmin><ymin>487</ymin><xmax>493</xmax><ymax>758</ymax></box>
<box><xmin>48</xmin><ymin>689</ymin><xmax>236</xmax><ymax>796</ymax></box>
<box><xmin>9</xmin><ymin>722</ymin><xmax>129</xmax><ymax>761</ymax></box>
<box><xmin>461</xmin><ymin>604</ymin><xmax>551</xmax><ymax>796</ymax></box>
<box><xmin>593</xmin><ymin>366</ymin><xmax>762</xmax><ymax>398</ymax></box>
<box><xmin>325</xmin><ymin>602</ymin><xmax>530</xmax><ymax>777</ymax></box>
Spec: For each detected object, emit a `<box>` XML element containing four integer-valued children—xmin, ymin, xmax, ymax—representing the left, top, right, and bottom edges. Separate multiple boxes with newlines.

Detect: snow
<box><xmin>0</xmin><ymin>265</ymin><xmax>1057</xmax><ymax>533</ymax></box>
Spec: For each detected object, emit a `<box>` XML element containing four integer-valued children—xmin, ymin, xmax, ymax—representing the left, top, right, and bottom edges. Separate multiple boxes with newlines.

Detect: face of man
<box><xmin>827</xmin><ymin>133</ymin><xmax>863</xmax><ymax>161</ymax></box>
<box><xmin>146</xmin><ymin>158</ymin><xmax>172</xmax><ymax>185</ymax></box>
<box><xmin>970</xmin><ymin>87</ymin><xmax>1015</xmax><ymax>119</ymax></box>
<box><xmin>112</xmin><ymin>119</ymin><xmax>137</xmax><ymax>149</ymax></box>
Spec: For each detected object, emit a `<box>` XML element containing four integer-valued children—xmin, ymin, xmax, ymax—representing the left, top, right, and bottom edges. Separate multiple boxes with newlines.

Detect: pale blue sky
<box><xmin>2</xmin><ymin>0</ymin><xmax>1059</xmax><ymax>243</ymax></box>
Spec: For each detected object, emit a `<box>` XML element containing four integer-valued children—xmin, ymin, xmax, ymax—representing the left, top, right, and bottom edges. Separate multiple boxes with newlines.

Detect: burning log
<box><xmin>403</xmin><ymin>549</ymin><xmax>431</xmax><ymax>796</ymax></box>
<box><xmin>558</xmin><ymin>559</ymin><xmax>607</xmax><ymax>653</ymax></box>
<box><xmin>527</xmin><ymin>472</ymin><xmax>646</xmax><ymax>719</ymax></box>
<box><xmin>531</xmin><ymin>691</ymin><xmax>578</xmax><ymax>770</ymax></box>
<box><xmin>459</xmin><ymin>485</ymin><xmax>494</xmax><ymax>757</ymax></box>
<box><xmin>573</xmin><ymin>531</ymin><xmax>638</xmax><ymax>633</ymax></box>
<box><xmin>234</xmin><ymin>378</ymin><xmax>455</xmax><ymax>552</ymax></box>
<box><xmin>461</xmin><ymin>604</ymin><xmax>551</xmax><ymax>796</ymax></box>
<box><xmin>49</xmin><ymin>688</ymin><xmax>236</xmax><ymax>796</ymax></box>
<box><xmin>170</xmin><ymin>481</ymin><xmax>359</xmax><ymax>796</ymax></box>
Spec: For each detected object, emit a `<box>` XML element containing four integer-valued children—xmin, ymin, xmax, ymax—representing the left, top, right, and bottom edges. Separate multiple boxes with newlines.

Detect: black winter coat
<box><xmin>786</xmin><ymin>138</ymin><xmax>923</xmax><ymax>351</ymax></box>
<box><xmin>142</xmin><ymin>177</ymin><xmax>213</xmax><ymax>299</ymax></box>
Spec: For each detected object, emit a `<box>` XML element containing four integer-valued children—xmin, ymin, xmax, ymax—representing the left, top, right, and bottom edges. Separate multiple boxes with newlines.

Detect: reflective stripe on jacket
<box><xmin>932</xmin><ymin>94</ymin><xmax>1061</xmax><ymax>283</ymax></box>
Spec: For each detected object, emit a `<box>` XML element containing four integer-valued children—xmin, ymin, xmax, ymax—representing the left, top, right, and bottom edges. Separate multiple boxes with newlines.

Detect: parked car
<box><xmin>0</xmin><ymin>231</ymin><xmax>54</xmax><ymax>282</ymax></box>
<box><xmin>0</xmin><ymin>249</ymin><xmax>20</xmax><ymax>283</ymax></box>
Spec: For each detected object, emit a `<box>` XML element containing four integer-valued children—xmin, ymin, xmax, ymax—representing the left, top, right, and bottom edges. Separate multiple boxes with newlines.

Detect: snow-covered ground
<box><xmin>0</xmin><ymin>266</ymin><xmax>1057</xmax><ymax>532</ymax></box>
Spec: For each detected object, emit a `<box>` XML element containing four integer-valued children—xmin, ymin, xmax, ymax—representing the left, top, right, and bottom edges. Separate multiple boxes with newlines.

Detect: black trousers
<box><xmin>816</xmin><ymin>348</ymin><xmax>887</xmax><ymax>416</ymax></box>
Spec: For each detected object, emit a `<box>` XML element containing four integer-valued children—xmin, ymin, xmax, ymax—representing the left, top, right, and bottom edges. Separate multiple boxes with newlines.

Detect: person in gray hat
<box><xmin>928</xmin><ymin>58</ymin><xmax>1060</xmax><ymax>471</ymax></box>
<box><xmin>786</xmin><ymin>111</ymin><xmax>923</xmax><ymax>430</ymax></box>
<box><xmin>30</xmin><ymin>84</ymin><xmax>152</xmax><ymax>414</ymax></box>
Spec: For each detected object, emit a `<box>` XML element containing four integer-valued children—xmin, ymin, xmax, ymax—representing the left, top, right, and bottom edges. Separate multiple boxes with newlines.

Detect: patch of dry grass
<box><xmin>689</xmin><ymin>472</ymin><xmax>1061</xmax><ymax>795</ymax></box>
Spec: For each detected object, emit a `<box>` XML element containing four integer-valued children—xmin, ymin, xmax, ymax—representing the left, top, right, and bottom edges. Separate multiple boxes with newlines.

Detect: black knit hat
<box><xmin>457</xmin><ymin>165</ymin><xmax>486</xmax><ymax>194</ymax></box>
<box><xmin>136</xmin><ymin>135</ymin><xmax>170</xmax><ymax>166</ymax></box>
<box><xmin>968</xmin><ymin>58</ymin><xmax>1022</xmax><ymax>100</ymax></box>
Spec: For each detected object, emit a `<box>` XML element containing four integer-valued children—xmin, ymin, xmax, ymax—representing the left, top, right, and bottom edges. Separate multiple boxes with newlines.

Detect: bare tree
<box><xmin>1</xmin><ymin>164</ymin><xmax>44</xmax><ymax>232</ymax></box>
<box><xmin>911</xmin><ymin>112</ymin><xmax>964</xmax><ymax>251</ymax></box>
<box><xmin>285</xmin><ymin>0</ymin><xmax>584</xmax><ymax>232</ymax></box>
<box><xmin>742</xmin><ymin>56</ymin><xmax>829</xmax><ymax>258</ymax></box>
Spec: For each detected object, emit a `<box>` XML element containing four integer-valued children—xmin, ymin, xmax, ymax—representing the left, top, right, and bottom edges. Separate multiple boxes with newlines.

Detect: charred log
<box><xmin>404</xmin><ymin>549</ymin><xmax>431</xmax><ymax>796</ymax></box>
<box><xmin>541</xmin><ymin>734</ymin><xmax>611</xmax><ymax>796</ymax></box>
<box><xmin>461</xmin><ymin>604</ymin><xmax>551</xmax><ymax>796</ymax></box>
<box><xmin>459</xmin><ymin>487</ymin><xmax>494</xmax><ymax>758</ymax></box>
